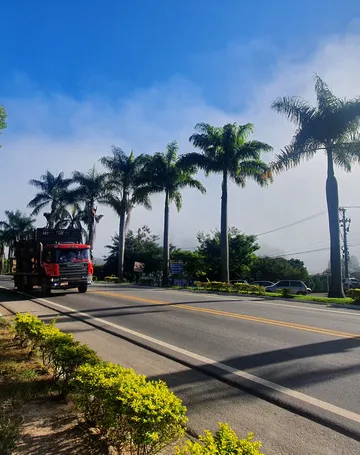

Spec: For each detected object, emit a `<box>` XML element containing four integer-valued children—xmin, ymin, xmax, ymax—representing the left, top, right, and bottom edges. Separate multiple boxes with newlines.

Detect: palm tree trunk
<box><xmin>220</xmin><ymin>170</ymin><xmax>229</xmax><ymax>282</ymax></box>
<box><xmin>162</xmin><ymin>190</ymin><xmax>170</xmax><ymax>286</ymax></box>
<box><xmin>0</xmin><ymin>244</ymin><xmax>4</xmax><ymax>275</ymax></box>
<box><xmin>87</xmin><ymin>203</ymin><xmax>95</xmax><ymax>248</ymax></box>
<box><xmin>118</xmin><ymin>209</ymin><xmax>126</xmax><ymax>281</ymax></box>
<box><xmin>326</xmin><ymin>149</ymin><xmax>344</xmax><ymax>298</ymax></box>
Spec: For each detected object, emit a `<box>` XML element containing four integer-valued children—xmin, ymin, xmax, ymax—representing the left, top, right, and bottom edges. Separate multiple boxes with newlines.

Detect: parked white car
<box><xmin>343</xmin><ymin>277</ymin><xmax>359</xmax><ymax>291</ymax></box>
<box><xmin>265</xmin><ymin>280</ymin><xmax>311</xmax><ymax>295</ymax></box>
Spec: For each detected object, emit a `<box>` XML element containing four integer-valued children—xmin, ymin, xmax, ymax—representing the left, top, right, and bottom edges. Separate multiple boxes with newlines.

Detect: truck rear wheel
<box><xmin>78</xmin><ymin>284</ymin><xmax>88</xmax><ymax>293</ymax></box>
<box><xmin>15</xmin><ymin>276</ymin><xmax>25</xmax><ymax>292</ymax></box>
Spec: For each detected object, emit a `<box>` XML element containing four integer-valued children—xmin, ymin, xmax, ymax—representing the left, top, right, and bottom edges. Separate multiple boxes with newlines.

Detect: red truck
<box><xmin>13</xmin><ymin>228</ymin><xmax>93</xmax><ymax>296</ymax></box>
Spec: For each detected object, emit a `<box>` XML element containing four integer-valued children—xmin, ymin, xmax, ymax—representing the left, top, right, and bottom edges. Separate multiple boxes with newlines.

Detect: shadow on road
<box><xmin>2</xmin><ymin>285</ymin><xmax>360</xmax><ymax>442</ymax></box>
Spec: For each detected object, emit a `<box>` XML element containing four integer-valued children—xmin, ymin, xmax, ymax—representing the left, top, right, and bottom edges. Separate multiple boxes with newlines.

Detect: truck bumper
<box><xmin>50</xmin><ymin>277</ymin><xmax>92</xmax><ymax>289</ymax></box>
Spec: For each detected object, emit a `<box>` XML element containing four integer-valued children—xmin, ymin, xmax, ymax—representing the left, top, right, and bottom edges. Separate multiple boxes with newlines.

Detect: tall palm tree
<box><xmin>100</xmin><ymin>147</ymin><xmax>152</xmax><ymax>280</ymax></box>
<box><xmin>271</xmin><ymin>75</ymin><xmax>360</xmax><ymax>298</ymax></box>
<box><xmin>141</xmin><ymin>141</ymin><xmax>206</xmax><ymax>286</ymax></box>
<box><xmin>70</xmin><ymin>166</ymin><xmax>109</xmax><ymax>248</ymax></box>
<box><xmin>181</xmin><ymin>123</ymin><xmax>273</xmax><ymax>283</ymax></box>
<box><xmin>28</xmin><ymin>171</ymin><xmax>72</xmax><ymax>228</ymax></box>
<box><xmin>0</xmin><ymin>210</ymin><xmax>35</xmax><ymax>260</ymax></box>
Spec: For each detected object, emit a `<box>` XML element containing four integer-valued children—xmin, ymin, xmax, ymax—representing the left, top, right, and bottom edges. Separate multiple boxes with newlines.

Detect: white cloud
<box><xmin>1</xmin><ymin>30</ymin><xmax>360</xmax><ymax>273</ymax></box>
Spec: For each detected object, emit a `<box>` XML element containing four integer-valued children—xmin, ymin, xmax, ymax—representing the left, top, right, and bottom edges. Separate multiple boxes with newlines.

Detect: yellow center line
<box><xmin>88</xmin><ymin>290</ymin><xmax>360</xmax><ymax>339</ymax></box>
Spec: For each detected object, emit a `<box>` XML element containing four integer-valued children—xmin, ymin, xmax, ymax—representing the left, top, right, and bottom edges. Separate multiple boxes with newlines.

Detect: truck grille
<box><xmin>59</xmin><ymin>263</ymin><xmax>88</xmax><ymax>280</ymax></box>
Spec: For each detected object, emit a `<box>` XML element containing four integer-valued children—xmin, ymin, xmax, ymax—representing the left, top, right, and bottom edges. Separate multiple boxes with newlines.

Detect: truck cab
<box><xmin>42</xmin><ymin>243</ymin><xmax>93</xmax><ymax>293</ymax></box>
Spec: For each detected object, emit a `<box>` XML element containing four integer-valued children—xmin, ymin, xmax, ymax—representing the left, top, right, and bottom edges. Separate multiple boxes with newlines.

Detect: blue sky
<box><xmin>1</xmin><ymin>0</ymin><xmax>358</xmax><ymax>105</ymax></box>
<box><xmin>1</xmin><ymin>1</ymin><xmax>360</xmax><ymax>272</ymax></box>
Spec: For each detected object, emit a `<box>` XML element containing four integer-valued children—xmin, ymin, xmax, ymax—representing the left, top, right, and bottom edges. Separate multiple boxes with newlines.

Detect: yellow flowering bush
<box><xmin>73</xmin><ymin>362</ymin><xmax>187</xmax><ymax>454</ymax></box>
<box><xmin>176</xmin><ymin>423</ymin><xmax>263</xmax><ymax>455</ymax></box>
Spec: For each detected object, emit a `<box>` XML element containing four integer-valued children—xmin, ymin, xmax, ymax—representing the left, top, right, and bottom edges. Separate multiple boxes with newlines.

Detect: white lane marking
<box><xmin>2</xmin><ymin>285</ymin><xmax>360</xmax><ymax>425</ymax></box>
<box><xmin>138</xmin><ymin>288</ymin><xmax>360</xmax><ymax>317</ymax></box>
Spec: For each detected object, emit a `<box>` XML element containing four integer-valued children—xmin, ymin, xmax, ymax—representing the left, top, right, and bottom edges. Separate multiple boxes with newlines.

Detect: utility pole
<box><xmin>339</xmin><ymin>207</ymin><xmax>351</xmax><ymax>280</ymax></box>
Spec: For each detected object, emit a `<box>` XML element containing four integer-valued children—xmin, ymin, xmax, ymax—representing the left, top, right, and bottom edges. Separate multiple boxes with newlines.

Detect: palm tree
<box><xmin>0</xmin><ymin>210</ymin><xmax>35</xmax><ymax>260</ymax></box>
<box><xmin>28</xmin><ymin>171</ymin><xmax>72</xmax><ymax>228</ymax></box>
<box><xmin>182</xmin><ymin>123</ymin><xmax>273</xmax><ymax>283</ymax></box>
<box><xmin>54</xmin><ymin>204</ymin><xmax>88</xmax><ymax>240</ymax></box>
<box><xmin>271</xmin><ymin>75</ymin><xmax>360</xmax><ymax>298</ymax></box>
<box><xmin>141</xmin><ymin>141</ymin><xmax>206</xmax><ymax>286</ymax></box>
<box><xmin>100</xmin><ymin>147</ymin><xmax>152</xmax><ymax>280</ymax></box>
<box><xmin>70</xmin><ymin>166</ymin><xmax>110</xmax><ymax>248</ymax></box>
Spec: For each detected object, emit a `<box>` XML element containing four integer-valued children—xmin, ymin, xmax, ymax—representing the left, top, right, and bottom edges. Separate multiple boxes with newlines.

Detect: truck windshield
<box><xmin>55</xmin><ymin>249</ymin><xmax>90</xmax><ymax>263</ymax></box>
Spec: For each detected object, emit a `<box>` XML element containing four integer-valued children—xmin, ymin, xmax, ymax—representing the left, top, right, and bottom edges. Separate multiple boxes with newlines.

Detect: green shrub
<box><xmin>73</xmin><ymin>362</ymin><xmax>187</xmax><ymax>454</ymax></box>
<box><xmin>40</xmin><ymin>332</ymin><xmax>74</xmax><ymax>366</ymax></box>
<box><xmin>123</xmin><ymin>379</ymin><xmax>187</xmax><ymax>454</ymax></box>
<box><xmin>49</xmin><ymin>339</ymin><xmax>100</xmax><ymax>394</ymax></box>
<box><xmin>176</xmin><ymin>423</ymin><xmax>263</xmax><ymax>455</ymax></box>
<box><xmin>280</xmin><ymin>288</ymin><xmax>292</xmax><ymax>298</ymax></box>
<box><xmin>0</xmin><ymin>316</ymin><xmax>10</xmax><ymax>328</ymax></box>
<box><xmin>347</xmin><ymin>288</ymin><xmax>360</xmax><ymax>302</ymax></box>
<box><xmin>194</xmin><ymin>281</ymin><xmax>210</xmax><ymax>288</ymax></box>
<box><xmin>0</xmin><ymin>400</ymin><xmax>23</xmax><ymax>455</ymax></box>
<box><xmin>14</xmin><ymin>313</ymin><xmax>45</xmax><ymax>350</ymax></box>
<box><xmin>73</xmin><ymin>362</ymin><xmax>144</xmax><ymax>432</ymax></box>
<box><xmin>105</xmin><ymin>275</ymin><xmax>121</xmax><ymax>283</ymax></box>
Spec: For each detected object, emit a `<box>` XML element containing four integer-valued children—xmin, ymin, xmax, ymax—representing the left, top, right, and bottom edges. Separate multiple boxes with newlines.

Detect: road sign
<box><xmin>170</xmin><ymin>261</ymin><xmax>183</xmax><ymax>274</ymax></box>
<box><xmin>134</xmin><ymin>261</ymin><xmax>145</xmax><ymax>273</ymax></box>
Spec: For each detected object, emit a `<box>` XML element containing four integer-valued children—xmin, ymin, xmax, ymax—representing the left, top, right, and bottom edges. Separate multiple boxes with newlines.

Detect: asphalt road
<box><xmin>1</xmin><ymin>277</ymin><xmax>360</xmax><ymax>455</ymax></box>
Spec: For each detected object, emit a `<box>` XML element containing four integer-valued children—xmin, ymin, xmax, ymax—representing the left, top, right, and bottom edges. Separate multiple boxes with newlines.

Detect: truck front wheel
<box><xmin>78</xmin><ymin>284</ymin><xmax>88</xmax><ymax>293</ymax></box>
<box><xmin>41</xmin><ymin>283</ymin><xmax>51</xmax><ymax>297</ymax></box>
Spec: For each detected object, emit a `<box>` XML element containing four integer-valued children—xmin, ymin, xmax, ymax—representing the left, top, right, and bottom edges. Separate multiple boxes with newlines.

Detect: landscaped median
<box><xmin>0</xmin><ymin>313</ymin><xmax>264</xmax><ymax>455</ymax></box>
<box><xmin>176</xmin><ymin>281</ymin><xmax>358</xmax><ymax>306</ymax></box>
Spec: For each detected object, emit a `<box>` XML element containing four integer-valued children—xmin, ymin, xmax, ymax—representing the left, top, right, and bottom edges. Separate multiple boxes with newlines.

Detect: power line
<box><xmin>268</xmin><ymin>239</ymin><xmax>360</xmax><ymax>258</ymax></box>
<box><xmin>268</xmin><ymin>246</ymin><xmax>330</xmax><ymax>258</ymax></box>
<box><xmin>255</xmin><ymin>211</ymin><xmax>327</xmax><ymax>237</ymax></box>
<box><xmin>179</xmin><ymin>206</ymin><xmax>358</xmax><ymax>251</ymax></box>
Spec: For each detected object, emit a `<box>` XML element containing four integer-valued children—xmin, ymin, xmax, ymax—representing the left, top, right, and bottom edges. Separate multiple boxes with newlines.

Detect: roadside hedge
<box><xmin>12</xmin><ymin>313</ymin><xmax>264</xmax><ymax>454</ymax></box>
<box><xmin>14</xmin><ymin>313</ymin><xmax>99</xmax><ymax>393</ymax></box>
<box><xmin>347</xmin><ymin>288</ymin><xmax>360</xmax><ymax>302</ymax></box>
<box><xmin>193</xmin><ymin>281</ymin><xmax>266</xmax><ymax>296</ymax></box>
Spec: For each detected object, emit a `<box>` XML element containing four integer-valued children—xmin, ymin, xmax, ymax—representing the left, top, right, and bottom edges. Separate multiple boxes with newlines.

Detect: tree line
<box><xmin>102</xmin><ymin>225</ymin><xmax>310</xmax><ymax>286</ymax></box>
<box><xmin>1</xmin><ymin>76</ymin><xmax>360</xmax><ymax>297</ymax></box>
